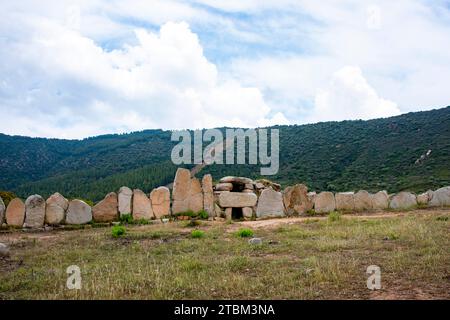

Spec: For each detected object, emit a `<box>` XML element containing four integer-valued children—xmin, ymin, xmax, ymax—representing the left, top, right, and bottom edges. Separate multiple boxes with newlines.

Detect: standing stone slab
<box><xmin>24</xmin><ymin>195</ymin><xmax>46</xmax><ymax>228</ymax></box>
<box><xmin>0</xmin><ymin>196</ymin><xmax>5</xmax><ymax>225</ymax></box>
<box><xmin>93</xmin><ymin>192</ymin><xmax>118</xmax><ymax>222</ymax></box>
<box><xmin>429</xmin><ymin>186</ymin><xmax>450</xmax><ymax>207</ymax></box>
<box><xmin>118</xmin><ymin>186</ymin><xmax>133</xmax><ymax>216</ymax></box>
<box><xmin>202</xmin><ymin>174</ymin><xmax>214</xmax><ymax>217</ymax></box>
<box><xmin>150</xmin><ymin>187</ymin><xmax>170</xmax><ymax>219</ymax></box>
<box><xmin>283</xmin><ymin>184</ymin><xmax>313</xmax><ymax>215</ymax></box>
<box><xmin>315</xmin><ymin>192</ymin><xmax>335</xmax><ymax>214</ymax></box>
<box><xmin>389</xmin><ymin>192</ymin><xmax>417</xmax><ymax>210</ymax></box>
<box><xmin>189</xmin><ymin>178</ymin><xmax>204</xmax><ymax>213</ymax></box>
<box><xmin>172</xmin><ymin>168</ymin><xmax>191</xmax><ymax>214</ymax></box>
<box><xmin>45</xmin><ymin>193</ymin><xmax>69</xmax><ymax>225</ymax></box>
<box><xmin>219</xmin><ymin>192</ymin><xmax>258</xmax><ymax>208</ymax></box>
<box><xmin>133</xmin><ymin>189</ymin><xmax>154</xmax><ymax>220</ymax></box>
<box><xmin>335</xmin><ymin>192</ymin><xmax>355</xmax><ymax>211</ymax></box>
<box><xmin>372</xmin><ymin>191</ymin><xmax>389</xmax><ymax>210</ymax></box>
<box><xmin>416</xmin><ymin>192</ymin><xmax>431</xmax><ymax>205</ymax></box>
<box><xmin>6</xmin><ymin>198</ymin><xmax>25</xmax><ymax>227</ymax></box>
<box><xmin>66</xmin><ymin>200</ymin><xmax>92</xmax><ymax>225</ymax></box>
<box><xmin>256</xmin><ymin>188</ymin><xmax>285</xmax><ymax>218</ymax></box>
<box><xmin>354</xmin><ymin>190</ymin><xmax>373</xmax><ymax>211</ymax></box>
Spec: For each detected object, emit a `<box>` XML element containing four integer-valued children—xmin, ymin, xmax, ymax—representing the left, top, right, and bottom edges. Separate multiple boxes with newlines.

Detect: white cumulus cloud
<box><xmin>309</xmin><ymin>66</ymin><xmax>400</xmax><ymax>123</ymax></box>
<box><xmin>0</xmin><ymin>18</ymin><xmax>287</xmax><ymax>138</ymax></box>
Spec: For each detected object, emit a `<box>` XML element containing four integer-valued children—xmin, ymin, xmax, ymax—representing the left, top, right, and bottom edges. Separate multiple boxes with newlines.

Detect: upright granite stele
<box><xmin>0</xmin><ymin>168</ymin><xmax>450</xmax><ymax>229</ymax></box>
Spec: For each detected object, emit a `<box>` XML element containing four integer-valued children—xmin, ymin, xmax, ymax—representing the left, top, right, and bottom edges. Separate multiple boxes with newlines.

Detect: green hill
<box><xmin>1</xmin><ymin>107</ymin><xmax>449</xmax><ymax>202</ymax></box>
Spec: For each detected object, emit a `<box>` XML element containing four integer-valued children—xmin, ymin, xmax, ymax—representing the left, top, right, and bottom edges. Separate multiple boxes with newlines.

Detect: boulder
<box><xmin>172</xmin><ymin>168</ymin><xmax>204</xmax><ymax>214</ymax></box>
<box><xmin>45</xmin><ymin>193</ymin><xmax>69</xmax><ymax>225</ymax></box>
<box><xmin>307</xmin><ymin>192</ymin><xmax>317</xmax><ymax>206</ymax></box>
<box><xmin>24</xmin><ymin>195</ymin><xmax>46</xmax><ymax>228</ymax></box>
<box><xmin>282</xmin><ymin>184</ymin><xmax>313</xmax><ymax>215</ymax></box>
<box><xmin>248</xmin><ymin>238</ymin><xmax>262</xmax><ymax>245</ymax></box>
<box><xmin>371</xmin><ymin>191</ymin><xmax>389</xmax><ymax>210</ymax></box>
<box><xmin>150</xmin><ymin>187</ymin><xmax>170</xmax><ymax>219</ymax></box>
<box><xmin>202</xmin><ymin>175</ymin><xmax>214</xmax><ymax>217</ymax></box>
<box><xmin>314</xmin><ymin>192</ymin><xmax>335</xmax><ymax>214</ymax></box>
<box><xmin>429</xmin><ymin>186</ymin><xmax>450</xmax><ymax>207</ymax></box>
<box><xmin>215</xmin><ymin>183</ymin><xmax>233</xmax><ymax>191</ymax></box>
<box><xmin>256</xmin><ymin>188</ymin><xmax>285</xmax><ymax>218</ymax></box>
<box><xmin>0</xmin><ymin>242</ymin><xmax>10</xmax><ymax>257</ymax></box>
<box><xmin>219</xmin><ymin>176</ymin><xmax>254</xmax><ymax>184</ymax></box>
<box><xmin>416</xmin><ymin>191</ymin><xmax>432</xmax><ymax>205</ymax></box>
<box><xmin>5</xmin><ymin>198</ymin><xmax>25</xmax><ymax>227</ymax></box>
<box><xmin>335</xmin><ymin>192</ymin><xmax>355</xmax><ymax>211</ymax></box>
<box><xmin>132</xmin><ymin>189</ymin><xmax>154</xmax><ymax>220</ymax></box>
<box><xmin>0</xmin><ymin>196</ymin><xmax>5</xmax><ymax>225</ymax></box>
<box><xmin>118</xmin><ymin>186</ymin><xmax>133</xmax><ymax>216</ymax></box>
<box><xmin>354</xmin><ymin>190</ymin><xmax>373</xmax><ymax>211</ymax></box>
<box><xmin>242</xmin><ymin>207</ymin><xmax>253</xmax><ymax>219</ymax></box>
<box><xmin>254</xmin><ymin>179</ymin><xmax>281</xmax><ymax>192</ymax></box>
<box><xmin>66</xmin><ymin>200</ymin><xmax>92</xmax><ymax>225</ymax></box>
<box><xmin>244</xmin><ymin>183</ymin><xmax>254</xmax><ymax>190</ymax></box>
<box><xmin>219</xmin><ymin>192</ymin><xmax>258</xmax><ymax>208</ymax></box>
<box><xmin>389</xmin><ymin>192</ymin><xmax>417</xmax><ymax>210</ymax></box>
<box><xmin>93</xmin><ymin>192</ymin><xmax>118</xmax><ymax>222</ymax></box>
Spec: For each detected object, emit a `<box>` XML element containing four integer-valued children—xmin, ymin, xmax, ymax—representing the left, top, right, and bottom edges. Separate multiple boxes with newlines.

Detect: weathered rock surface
<box><xmin>371</xmin><ymin>191</ymin><xmax>389</xmax><ymax>210</ymax></box>
<box><xmin>188</xmin><ymin>177</ymin><xmax>204</xmax><ymax>213</ymax></box>
<box><xmin>66</xmin><ymin>200</ymin><xmax>92</xmax><ymax>225</ymax></box>
<box><xmin>335</xmin><ymin>192</ymin><xmax>355</xmax><ymax>211</ymax></box>
<box><xmin>215</xmin><ymin>183</ymin><xmax>233</xmax><ymax>191</ymax></box>
<box><xmin>256</xmin><ymin>188</ymin><xmax>285</xmax><ymax>218</ymax></box>
<box><xmin>202</xmin><ymin>175</ymin><xmax>214</xmax><ymax>217</ymax></box>
<box><xmin>354</xmin><ymin>190</ymin><xmax>373</xmax><ymax>211</ymax></box>
<box><xmin>0</xmin><ymin>196</ymin><xmax>5</xmax><ymax>225</ymax></box>
<box><xmin>172</xmin><ymin>168</ymin><xmax>191</xmax><ymax>213</ymax></box>
<box><xmin>219</xmin><ymin>176</ymin><xmax>254</xmax><ymax>184</ymax></box>
<box><xmin>214</xmin><ymin>203</ymin><xmax>224</xmax><ymax>218</ymax></box>
<box><xmin>219</xmin><ymin>192</ymin><xmax>258</xmax><ymax>208</ymax></box>
<box><xmin>389</xmin><ymin>192</ymin><xmax>417</xmax><ymax>210</ymax></box>
<box><xmin>93</xmin><ymin>192</ymin><xmax>118</xmax><ymax>222</ymax></box>
<box><xmin>242</xmin><ymin>207</ymin><xmax>253</xmax><ymax>219</ymax></box>
<box><xmin>314</xmin><ymin>192</ymin><xmax>336</xmax><ymax>214</ymax></box>
<box><xmin>416</xmin><ymin>191</ymin><xmax>431</xmax><ymax>205</ymax></box>
<box><xmin>254</xmin><ymin>179</ymin><xmax>281</xmax><ymax>192</ymax></box>
<box><xmin>24</xmin><ymin>195</ymin><xmax>46</xmax><ymax>228</ymax></box>
<box><xmin>132</xmin><ymin>189</ymin><xmax>154</xmax><ymax>220</ymax></box>
<box><xmin>307</xmin><ymin>192</ymin><xmax>317</xmax><ymax>206</ymax></box>
<box><xmin>45</xmin><ymin>193</ymin><xmax>68</xmax><ymax>225</ymax></box>
<box><xmin>429</xmin><ymin>186</ymin><xmax>450</xmax><ymax>207</ymax></box>
<box><xmin>0</xmin><ymin>242</ymin><xmax>10</xmax><ymax>257</ymax></box>
<box><xmin>248</xmin><ymin>238</ymin><xmax>262</xmax><ymax>245</ymax></box>
<box><xmin>5</xmin><ymin>198</ymin><xmax>25</xmax><ymax>227</ymax></box>
<box><xmin>282</xmin><ymin>184</ymin><xmax>313</xmax><ymax>215</ymax></box>
<box><xmin>118</xmin><ymin>186</ymin><xmax>133</xmax><ymax>216</ymax></box>
<box><xmin>150</xmin><ymin>187</ymin><xmax>170</xmax><ymax>219</ymax></box>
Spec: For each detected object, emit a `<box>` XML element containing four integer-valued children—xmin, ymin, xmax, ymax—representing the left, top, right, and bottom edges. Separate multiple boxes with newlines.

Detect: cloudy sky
<box><xmin>1</xmin><ymin>0</ymin><xmax>449</xmax><ymax>138</ymax></box>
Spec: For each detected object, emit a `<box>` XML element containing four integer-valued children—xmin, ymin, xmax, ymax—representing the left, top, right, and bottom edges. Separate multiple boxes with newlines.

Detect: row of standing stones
<box><xmin>0</xmin><ymin>168</ymin><xmax>450</xmax><ymax>229</ymax></box>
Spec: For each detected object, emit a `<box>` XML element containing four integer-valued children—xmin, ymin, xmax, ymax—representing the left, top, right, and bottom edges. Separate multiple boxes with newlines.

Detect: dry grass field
<box><xmin>0</xmin><ymin>209</ymin><xmax>449</xmax><ymax>300</ymax></box>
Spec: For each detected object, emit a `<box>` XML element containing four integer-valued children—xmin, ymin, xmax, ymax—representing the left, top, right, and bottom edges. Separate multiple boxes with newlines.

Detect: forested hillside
<box><xmin>1</xmin><ymin>107</ymin><xmax>449</xmax><ymax>202</ymax></box>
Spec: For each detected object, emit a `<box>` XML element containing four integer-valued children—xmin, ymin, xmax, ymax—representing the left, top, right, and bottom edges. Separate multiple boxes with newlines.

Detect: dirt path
<box><xmin>228</xmin><ymin>208</ymin><xmax>449</xmax><ymax>231</ymax></box>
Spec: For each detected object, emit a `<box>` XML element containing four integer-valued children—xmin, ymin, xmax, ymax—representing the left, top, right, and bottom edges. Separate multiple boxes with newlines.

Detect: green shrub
<box><xmin>175</xmin><ymin>210</ymin><xmax>195</xmax><ymax>217</ymax></box>
<box><xmin>197</xmin><ymin>210</ymin><xmax>209</xmax><ymax>220</ymax></box>
<box><xmin>111</xmin><ymin>225</ymin><xmax>126</xmax><ymax>238</ymax></box>
<box><xmin>436</xmin><ymin>216</ymin><xmax>449</xmax><ymax>221</ymax></box>
<box><xmin>119</xmin><ymin>213</ymin><xmax>133</xmax><ymax>224</ymax></box>
<box><xmin>191</xmin><ymin>230</ymin><xmax>205</xmax><ymax>238</ymax></box>
<box><xmin>0</xmin><ymin>191</ymin><xmax>17</xmax><ymax>207</ymax></box>
<box><xmin>306</xmin><ymin>209</ymin><xmax>316</xmax><ymax>216</ymax></box>
<box><xmin>328</xmin><ymin>211</ymin><xmax>342</xmax><ymax>222</ymax></box>
<box><xmin>237</xmin><ymin>228</ymin><xmax>254</xmax><ymax>238</ymax></box>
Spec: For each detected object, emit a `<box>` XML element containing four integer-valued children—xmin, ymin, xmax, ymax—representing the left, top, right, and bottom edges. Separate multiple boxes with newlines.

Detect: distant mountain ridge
<box><xmin>1</xmin><ymin>107</ymin><xmax>449</xmax><ymax>202</ymax></box>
